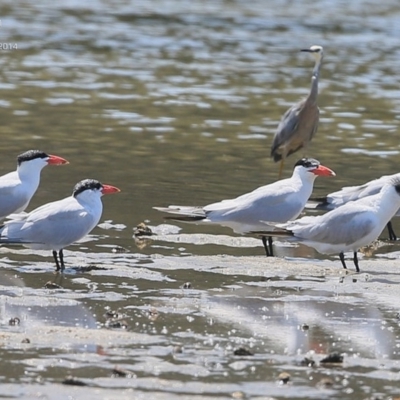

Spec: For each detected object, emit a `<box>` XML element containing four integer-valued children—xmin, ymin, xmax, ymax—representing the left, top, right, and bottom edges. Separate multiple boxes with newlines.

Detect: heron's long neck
<box><xmin>309</xmin><ymin>60</ymin><xmax>322</xmax><ymax>104</ymax></box>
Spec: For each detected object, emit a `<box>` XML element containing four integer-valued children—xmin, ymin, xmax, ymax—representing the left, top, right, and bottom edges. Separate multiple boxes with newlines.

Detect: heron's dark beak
<box><xmin>300</xmin><ymin>49</ymin><xmax>312</xmax><ymax>53</ymax></box>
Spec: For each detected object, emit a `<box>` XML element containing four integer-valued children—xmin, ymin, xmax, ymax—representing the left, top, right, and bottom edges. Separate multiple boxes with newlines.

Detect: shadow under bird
<box><xmin>306</xmin><ymin>172</ymin><xmax>400</xmax><ymax>241</ymax></box>
<box><xmin>154</xmin><ymin>158</ymin><xmax>335</xmax><ymax>256</ymax></box>
<box><xmin>0</xmin><ymin>179</ymin><xmax>120</xmax><ymax>271</ymax></box>
<box><xmin>0</xmin><ymin>150</ymin><xmax>68</xmax><ymax>219</ymax></box>
<box><xmin>252</xmin><ymin>177</ymin><xmax>400</xmax><ymax>272</ymax></box>
<box><xmin>271</xmin><ymin>45</ymin><xmax>323</xmax><ymax>178</ymax></box>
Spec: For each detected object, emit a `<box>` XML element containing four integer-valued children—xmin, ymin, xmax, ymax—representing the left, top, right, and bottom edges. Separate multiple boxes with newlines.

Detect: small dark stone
<box><xmin>44</xmin><ymin>281</ymin><xmax>62</xmax><ymax>289</ymax></box>
<box><xmin>9</xmin><ymin>317</ymin><xmax>20</xmax><ymax>326</ymax></box>
<box><xmin>21</xmin><ymin>338</ymin><xmax>30</xmax><ymax>343</ymax></box>
<box><xmin>112</xmin><ymin>366</ymin><xmax>130</xmax><ymax>377</ymax></box>
<box><xmin>62</xmin><ymin>376</ymin><xmax>87</xmax><ymax>386</ymax></box>
<box><xmin>106</xmin><ymin>320</ymin><xmax>128</xmax><ymax>329</ymax></box>
<box><xmin>278</xmin><ymin>372</ymin><xmax>290</xmax><ymax>384</ymax></box>
<box><xmin>181</xmin><ymin>282</ymin><xmax>192</xmax><ymax>289</ymax></box>
<box><xmin>133</xmin><ymin>222</ymin><xmax>153</xmax><ymax>237</ymax></box>
<box><xmin>300</xmin><ymin>323</ymin><xmax>309</xmax><ymax>331</ymax></box>
<box><xmin>320</xmin><ymin>352</ymin><xmax>343</xmax><ymax>364</ymax></box>
<box><xmin>104</xmin><ymin>310</ymin><xmax>119</xmax><ymax>319</ymax></box>
<box><xmin>233</xmin><ymin>347</ymin><xmax>253</xmax><ymax>356</ymax></box>
<box><xmin>112</xmin><ymin>246</ymin><xmax>128</xmax><ymax>253</ymax></box>
<box><xmin>299</xmin><ymin>357</ymin><xmax>315</xmax><ymax>367</ymax></box>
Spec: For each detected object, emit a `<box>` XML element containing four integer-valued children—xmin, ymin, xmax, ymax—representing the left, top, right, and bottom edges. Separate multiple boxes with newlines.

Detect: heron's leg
<box><xmin>278</xmin><ymin>159</ymin><xmax>284</xmax><ymax>179</ymax></box>
<box><xmin>387</xmin><ymin>221</ymin><xmax>397</xmax><ymax>241</ymax></box>
<box><xmin>261</xmin><ymin>236</ymin><xmax>272</xmax><ymax>257</ymax></box>
<box><xmin>53</xmin><ymin>250</ymin><xmax>61</xmax><ymax>271</ymax></box>
<box><xmin>339</xmin><ymin>252</ymin><xmax>347</xmax><ymax>270</ymax></box>
<box><xmin>353</xmin><ymin>252</ymin><xmax>360</xmax><ymax>273</ymax></box>
<box><xmin>59</xmin><ymin>249</ymin><xmax>65</xmax><ymax>270</ymax></box>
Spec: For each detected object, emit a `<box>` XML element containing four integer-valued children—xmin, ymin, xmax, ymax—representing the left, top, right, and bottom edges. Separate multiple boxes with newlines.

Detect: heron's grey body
<box><xmin>271</xmin><ymin>45</ymin><xmax>323</xmax><ymax>177</ymax></box>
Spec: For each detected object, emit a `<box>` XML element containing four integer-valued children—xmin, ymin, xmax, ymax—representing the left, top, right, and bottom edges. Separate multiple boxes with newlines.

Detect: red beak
<box><xmin>101</xmin><ymin>184</ymin><xmax>121</xmax><ymax>195</ymax></box>
<box><xmin>47</xmin><ymin>155</ymin><xmax>69</xmax><ymax>165</ymax></box>
<box><xmin>312</xmin><ymin>165</ymin><xmax>336</xmax><ymax>177</ymax></box>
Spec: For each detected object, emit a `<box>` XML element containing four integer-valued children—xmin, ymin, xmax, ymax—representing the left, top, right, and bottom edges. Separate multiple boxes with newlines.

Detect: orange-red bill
<box><xmin>101</xmin><ymin>184</ymin><xmax>121</xmax><ymax>195</ymax></box>
<box><xmin>312</xmin><ymin>165</ymin><xmax>336</xmax><ymax>177</ymax></box>
<box><xmin>47</xmin><ymin>154</ymin><xmax>69</xmax><ymax>165</ymax></box>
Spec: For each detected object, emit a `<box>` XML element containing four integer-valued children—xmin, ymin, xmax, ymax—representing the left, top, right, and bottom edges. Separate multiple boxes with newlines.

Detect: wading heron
<box><xmin>271</xmin><ymin>45</ymin><xmax>324</xmax><ymax>178</ymax></box>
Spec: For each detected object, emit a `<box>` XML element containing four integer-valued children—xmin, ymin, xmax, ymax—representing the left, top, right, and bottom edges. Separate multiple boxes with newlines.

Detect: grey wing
<box><xmin>204</xmin><ymin>184</ymin><xmax>304</xmax><ymax>228</ymax></box>
<box><xmin>4</xmin><ymin>200</ymin><xmax>99</xmax><ymax>247</ymax></box>
<box><xmin>0</xmin><ymin>182</ymin><xmax>30</xmax><ymax>218</ymax></box>
<box><xmin>40</xmin><ymin>210</ymin><xmax>98</xmax><ymax>244</ymax></box>
<box><xmin>327</xmin><ymin>182</ymin><xmax>379</xmax><ymax>205</ymax></box>
<box><xmin>271</xmin><ymin>101</ymin><xmax>304</xmax><ymax>157</ymax></box>
<box><xmin>307</xmin><ymin>177</ymin><xmax>385</xmax><ymax>211</ymax></box>
<box><xmin>292</xmin><ymin>208</ymin><xmax>376</xmax><ymax>246</ymax></box>
<box><xmin>327</xmin><ymin>174</ymin><xmax>399</xmax><ymax>205</ymax></box>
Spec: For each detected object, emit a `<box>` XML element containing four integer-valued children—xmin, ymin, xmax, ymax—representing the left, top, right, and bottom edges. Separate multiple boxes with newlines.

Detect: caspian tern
<box><xmin>252</xmin><ymin>177</ymin><xmax>400</xmax><ymax>272</ymax></box>
<box><xmin>307</xmin><ymin>173</ymin><xmax>400</xmax><ymax>240</ymax></box>
<box><xmin>0</xmin><ymin>179</ymin><xmax>120</xmax><ymax>271</ymax></box>
<box><xmin>154</xmin><ymin>158</ymin><xmax>335</xmax><ymax>256</ymax></box>
<box><xmin>0</xmin><ymin>150</ymin><xmax>68</xmax><ymax>220</ymax></box>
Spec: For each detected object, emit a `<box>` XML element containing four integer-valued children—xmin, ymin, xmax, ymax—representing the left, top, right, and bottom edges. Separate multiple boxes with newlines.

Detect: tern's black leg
<box><xmin>53</xmin><ymin>249</ymin><xmax>65</xmax><ymax>271</ymax></box>
<box><xmin>353</xmin><ymin>251</ymin><xmax>360</xmax><ymax>273</ymax></box>
<box><xmin>59</xmin><ymin>249</ymin><xmax>65</xmax><ymax>270</ymax></box>
<box><xmin>267</xmin><ymin>236</ymin><xmax>273</xmax><ymax>257</ymax></box>
<box><xmin>261</xmin><ymin>236</ymin><xmax>273</xmax><ymax>257</ymax></box>
<box><xmin>387</xmin><ymin>221</ymin><xmax>397</xmax><ymax>241</ymax></box>
<box><xmin>339</xmin><ymin>252</ymin><xmax>347</xmax><ymax>270</ymax></box>
<box><xmin>53</xmin><ymin>250</ymin><xmax>61</xmax><ymax>271</ymax></box>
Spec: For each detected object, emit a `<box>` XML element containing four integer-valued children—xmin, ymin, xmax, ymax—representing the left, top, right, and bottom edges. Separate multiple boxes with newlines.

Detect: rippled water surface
<box><xmin>0</xmin><ymin>0</ymin><xmax>400</xmax><ymax>399</ymax></box>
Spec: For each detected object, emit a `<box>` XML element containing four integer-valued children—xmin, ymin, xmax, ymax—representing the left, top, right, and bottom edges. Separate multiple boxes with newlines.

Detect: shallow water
<box><xmin>0</xmin><ymin>0</ymin><xmax>400</xmax><ymax>398</ymax></box>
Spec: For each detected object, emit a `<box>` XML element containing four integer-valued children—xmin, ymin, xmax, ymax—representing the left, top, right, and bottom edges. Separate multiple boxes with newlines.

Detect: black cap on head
<box><xmin>17</xmin><ymin>150</ymin><xmax>49</xmax><ymax>166</ymax></box>
<box><xmin>294</xmin><ymin>158</ymin><xmax>320</xmax><ymax>169</ymax></box>
<box><xmin>73</xmin><ymin>179</ymin><xmax>103</xmax><ymax>197</ymax></box>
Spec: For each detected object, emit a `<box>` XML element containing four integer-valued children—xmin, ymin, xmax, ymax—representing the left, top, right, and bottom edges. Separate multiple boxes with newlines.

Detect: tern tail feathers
<box><xmin>163</xmin><ymin>215</ymin><xmax>206</xmax><ymax>222</ymax></box>
<box><xmin>0</xmin><ymin>223</ymin><xmax>42</xmax><ymax>245</ymax></box>
<box><xmin>154</xmin><ymin>206</ymin><xmax>207</xmax><ymax>222</ymax></box>
<box><xmin>251</xmin><ymin>229</ymin><xmax>294</xmax><ymax>238</ymax></box>
<box><xmin>0</xmin><ymin>238</ymin><xmax>41</xmax><ymax>245</ymax></box>
<box><xmin>308</xmin><ymin>195</ymin><xmax>328</xmax><ymax>203</ymax></box>
<box><xmin>305</xmin><ymin>197</ymin><xmax>331</xmax><ymax>210</ymax></box>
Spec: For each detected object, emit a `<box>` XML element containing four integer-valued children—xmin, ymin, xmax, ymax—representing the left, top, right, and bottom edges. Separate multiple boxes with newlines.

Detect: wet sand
<box><xmin>1</xmin><ymin>251</ymin><xmax>400</xmax><ymax>399</ymax></box>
